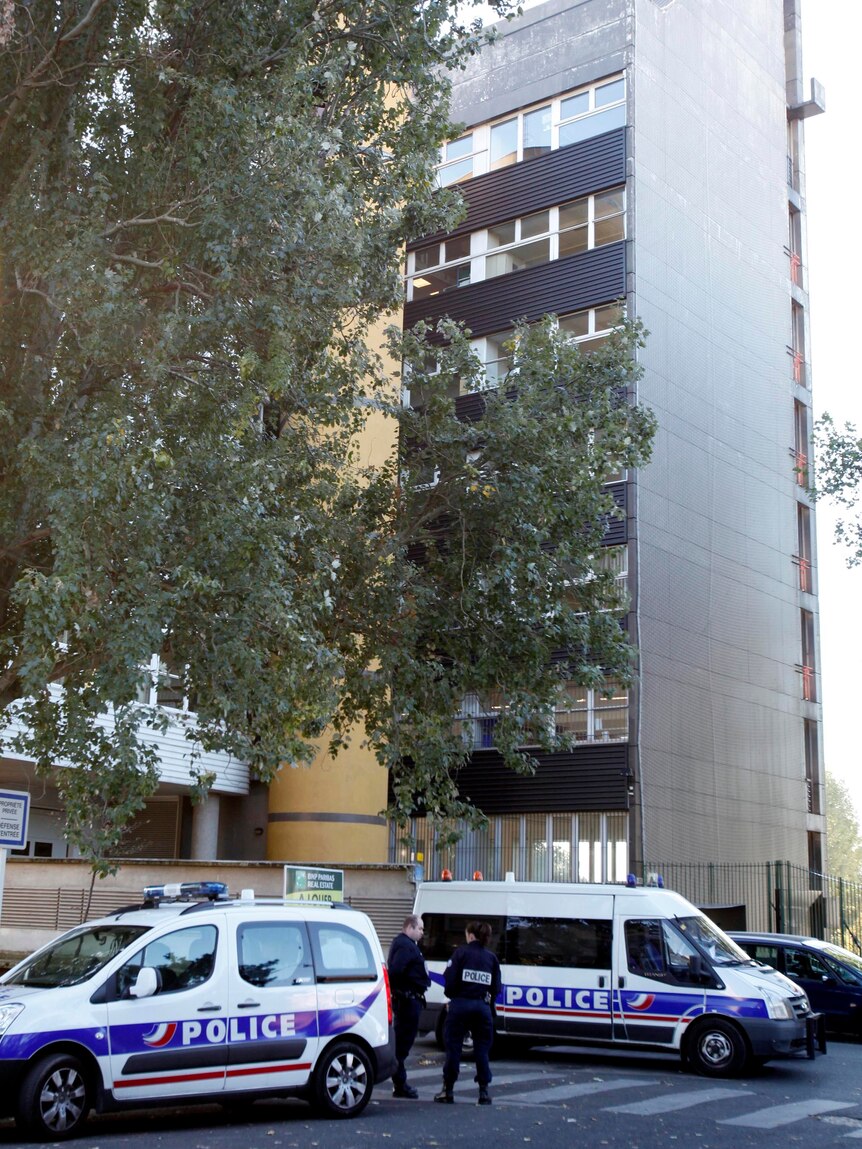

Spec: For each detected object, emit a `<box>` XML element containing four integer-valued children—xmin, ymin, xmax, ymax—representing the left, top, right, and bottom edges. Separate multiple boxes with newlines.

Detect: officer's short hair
<box><xmin>468</xmin><ymin>921</ymin><xmax>493</xmax><ymax>945</ymax></box>
<box><xmin>403</xmin><ymin>914</ymin><xmax>422</xmax><ymax>930</ymax></box>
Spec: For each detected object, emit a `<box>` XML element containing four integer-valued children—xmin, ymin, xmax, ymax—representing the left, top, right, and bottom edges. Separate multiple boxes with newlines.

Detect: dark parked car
<box><xmin>730</xmin><ymin>932</ymin><xmax>862</xmax><ymax>1036</ymax></box>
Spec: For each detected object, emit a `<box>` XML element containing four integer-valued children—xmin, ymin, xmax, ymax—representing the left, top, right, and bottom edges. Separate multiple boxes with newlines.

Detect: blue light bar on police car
<box><xmin>142</xmin><ymin>881</ymin><xmax>229</xmax><ymax>902</ymax></box>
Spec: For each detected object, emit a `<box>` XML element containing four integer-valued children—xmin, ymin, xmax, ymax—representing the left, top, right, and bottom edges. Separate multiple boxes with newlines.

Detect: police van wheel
<box><xmin>17</xmin><ymin>1053</ymin><xmax>91</xmax><ymax>1140</ymax></box>
<box><xmin>314</xmin><ymin>1041</ymin><xmax>373</xmax><ymax>1118</ymax></box>
<box><xmin>686</xmin><ymin>1019</ymin><xmax>748</xmax><ymax>1077</ymax></box>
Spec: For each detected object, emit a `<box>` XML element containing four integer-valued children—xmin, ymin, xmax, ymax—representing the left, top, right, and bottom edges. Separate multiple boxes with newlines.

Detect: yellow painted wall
<box><xmin>266</xmin><ymin>312</ymin><xmax>400</xmax><ymax>864</ymax></box>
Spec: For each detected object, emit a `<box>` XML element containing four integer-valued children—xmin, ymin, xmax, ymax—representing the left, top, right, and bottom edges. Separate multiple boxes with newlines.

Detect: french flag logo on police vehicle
<box><xmin>626</xmin><ymin>993</ymin><xmax>656</xmax><ymax>1011</ymax></box>
<box><xmin>143</xmin><ymin>1022</ymin><xmax>178</xmax><ymax>1047</ymax></box>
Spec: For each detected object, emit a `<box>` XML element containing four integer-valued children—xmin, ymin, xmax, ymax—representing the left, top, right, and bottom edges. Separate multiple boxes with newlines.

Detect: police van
<box><xmin>413</xmin><ymin>878</ymin><xmax>825</xmax><ymax>1077</ymax></box>
<box><xmin>0</xmin><ymin>882</ymin><xmax>395</xmax><ymax>1138</ymax></box>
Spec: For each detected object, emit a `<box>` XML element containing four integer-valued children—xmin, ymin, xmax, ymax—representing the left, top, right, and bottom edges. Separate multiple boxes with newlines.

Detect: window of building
<box><xmin>799</xmin><ymin>608</ymin><xmax>816</xmax><ymax>701</ymax></box>
<box><xmin>407</xmin><ymin>190</ymin><xmax>625</xmax><ymax>301</ymax></box>
<box><xmin>436</xmin><ymin>75</ymin><xmax>626</xmax><ymax>185</ymax></box>
<box><xmin>788</xmin><ymin>206</ymin><xmax>803</xmax><ymax>287</ymax></box>
<box><xmin>136</xmin><ymin>654</ymin><xmax>194</xmax><ymax>712</ymax></box>
<box><xmin>455</xmin><ymin>674</ymin><xmax>627</xmax><ymax>751</ymax></box>
<box><xmin>390</xmin><ymin>810</ymin><xmax>628</xmax><ymax>883</ymax></box>
<box><xmin>804</xmin><ymin>718</ymin><xmax>821</xmax><ymax>815</ymax></box>
<box><xmin>793</xmin><ymin>399</ymin><xmax>810</xmax><ymax>486</ymax></box>
<box><xmin>795</xmin><ymin>503</ymin><xmax>813</xmax><ymax>592</ymax></box>
<box><xmin>790</xmin><ymin>300</ymin><xmax>806</xmax><ymax>386</ymax></box>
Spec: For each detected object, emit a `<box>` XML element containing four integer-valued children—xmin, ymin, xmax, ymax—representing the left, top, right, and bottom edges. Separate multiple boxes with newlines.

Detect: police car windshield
<box><xmin>674</xmin><ymin>916</ymin><xmax>752</xmax><ymax>967</ymax></box>
<box><xmin>5</xmin><ymin>925</ymin><xmax>151</xmax><ymax>988</ymax></box>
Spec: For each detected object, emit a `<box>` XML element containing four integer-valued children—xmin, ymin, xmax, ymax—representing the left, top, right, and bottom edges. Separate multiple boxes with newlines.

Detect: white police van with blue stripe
<box><xmin>414</xmin><ymin>877</ymin><xmax>825</xmax><ymax>1077</ymax></box>
<box><xmin>0</xmin><ymin>883</ymin><xmax>395</xmax><ymax>1138</ymax></box>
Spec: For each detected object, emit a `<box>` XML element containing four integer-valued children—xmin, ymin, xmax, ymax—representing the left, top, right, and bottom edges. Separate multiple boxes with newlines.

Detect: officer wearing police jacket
<box><xmin>387</xmin><ymin>915</ymin><xmax>431</xmax><ymax>1098</ymax></box>
<box><xmin>434</xmin><ymin>921</ymin><xmax>502</xmax><ymax>1106</ymax></box>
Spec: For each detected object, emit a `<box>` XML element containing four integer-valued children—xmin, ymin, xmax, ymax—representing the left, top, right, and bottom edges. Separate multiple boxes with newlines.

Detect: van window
<box><xmin>505</xmin><ymin>916</ymin><xmax>612</xmax><ymax>968</ymax></box>
<box><xmin>421</xmin><ymin>914</ymin><xmax>506</xmax><ymax>962</ymax></box>
<box><xmin>116</xmin><ymin>925</ymin><xmax>217</xmax><ymax>996</ymax></box>
<box><xmin>625</xmin><ymin>919</ymin><xmax>716</xmax><ymax>987</ymax></box>
<box><xmin>237</xmin><ymin>922</ymin><xmax>311</xmax><ymax>987</ymax></box>
<box><xmin>308</xmin><ymin>922</ymin><xmax>377</xmax><ymax>982</ymax></box>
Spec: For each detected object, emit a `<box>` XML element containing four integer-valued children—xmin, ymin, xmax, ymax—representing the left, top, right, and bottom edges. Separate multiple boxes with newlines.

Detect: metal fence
<box><xmin>648</xmin><ymin>861</ymin><xmax>862</xmax><ymax>955</ymax></box>
<box><xmin>404</xmin><ymin>846</ymin><xmax>862</xmax><ymax>957</ymax></box>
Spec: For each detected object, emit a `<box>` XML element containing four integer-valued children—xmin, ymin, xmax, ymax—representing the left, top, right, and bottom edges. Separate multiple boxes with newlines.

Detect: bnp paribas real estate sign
<box><xmin>283</xmin><ymin>864</ymin><xmax>345</xmax><ymax>903</ymax></box>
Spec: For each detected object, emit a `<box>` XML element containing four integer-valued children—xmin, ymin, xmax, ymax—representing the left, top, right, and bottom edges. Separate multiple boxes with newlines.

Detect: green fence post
<box><xmin>840</xmin><ymin>878</ymin><xmax>846</xmax><ymax>950</ymax></box>
<box><xmin>774</xmin><ymin>860</ymin><xmax>785</xmax><ymax>933</ymax></box>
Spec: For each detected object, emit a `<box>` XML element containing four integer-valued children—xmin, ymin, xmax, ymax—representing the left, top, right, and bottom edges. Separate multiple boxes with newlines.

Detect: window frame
<box><xmin>406</xmin><ymin>190</ymin><xmax>626</xmax><ymax>303</ymax></box>
<box><xmin>435</xmin><ymin>73</ymin><xmax>626</xmax><ymax>186</ymax></box>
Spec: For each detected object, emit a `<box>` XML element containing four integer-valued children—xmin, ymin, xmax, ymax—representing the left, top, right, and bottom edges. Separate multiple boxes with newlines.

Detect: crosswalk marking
<box><xmin>606</xmin><ymin>1086</ymin><xmax>754</xmax><ymax>1116</ymax></box>
<box><xmin>500</xmin><ymin>1077</ymin><xmax>660</xmax><ymax>1105</ymax></box>
<box><xmin>718</xmin><ymin>1098</ymin><xmax>856</xmax><ymax>1129</ymax></box>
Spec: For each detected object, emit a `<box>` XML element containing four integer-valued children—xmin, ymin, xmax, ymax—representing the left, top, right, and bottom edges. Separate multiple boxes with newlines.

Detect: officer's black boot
<box><xmin>434</xmin><ymin>1084</ymin><xmax>454</xmax><ymax>1103</ymax></box>
<box><xmin>478</xmin><ymin>1087</ymin><xmax>492</xmax><ymax>1105</ymax></box>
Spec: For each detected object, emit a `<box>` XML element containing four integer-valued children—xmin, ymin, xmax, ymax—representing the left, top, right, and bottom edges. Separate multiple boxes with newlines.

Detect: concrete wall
<box><xmin>0</xmin><ymin>858</ymin><xmax>416</xmax><ymax>966</ymax></box>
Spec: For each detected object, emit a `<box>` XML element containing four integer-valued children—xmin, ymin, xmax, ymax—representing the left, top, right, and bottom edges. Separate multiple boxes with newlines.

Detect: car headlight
<box><xmin>761</xmin><ymin>990</ymin><xmax>795</xmax><ymax>1020</ymax></box>
<box><xmin>0</xmin><ymin>1004</ymin><xmax>24</xmax><ymax>1038</ymax></box>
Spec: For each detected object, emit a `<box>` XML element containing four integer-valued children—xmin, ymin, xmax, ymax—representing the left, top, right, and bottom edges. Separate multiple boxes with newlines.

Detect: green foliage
<box><xmin>331</xmin><ymin>317</ymin><xmax>655</xmax><ymax>824</ymax></box>
<box><xmin>826</xmin><ymin>772</ymin><xmax>862</xmax><ymax>882</ymax></box>
<box><xmin>0</xmin><ymin>0</ymin><xmax>654</xmax><ymax>857</ymax></box>
<box><xmin>813</xmin><ymin>414</ymin><xmax>862</xmax><ymax>565</ymax></box>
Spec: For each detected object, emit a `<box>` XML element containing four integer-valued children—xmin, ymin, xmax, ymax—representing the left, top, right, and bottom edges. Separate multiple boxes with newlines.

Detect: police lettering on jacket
<box><xmin>443</xmin><ymin>940</ymin><xmax>502</xmax><ymax>1001</ymax></box>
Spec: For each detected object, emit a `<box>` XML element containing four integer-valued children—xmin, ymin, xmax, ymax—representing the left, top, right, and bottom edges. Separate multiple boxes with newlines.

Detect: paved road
<box><xmin>3</xmin><ymin>1034</ymin><xmax>862</xmax><ymax>1148</ymax></box>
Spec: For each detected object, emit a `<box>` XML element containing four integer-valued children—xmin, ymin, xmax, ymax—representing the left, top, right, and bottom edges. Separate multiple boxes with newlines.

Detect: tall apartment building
<box><xmin>393</xmin><ymin>0</ymin><xmax>826</xmax><ymax>884</ymax></box>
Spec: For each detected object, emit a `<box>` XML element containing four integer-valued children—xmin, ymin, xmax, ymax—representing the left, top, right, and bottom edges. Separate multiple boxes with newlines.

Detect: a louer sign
<box><xmin>283</xmin><ymin>864</ymin><xmax>344</xmax><ymax>903</ymax></box>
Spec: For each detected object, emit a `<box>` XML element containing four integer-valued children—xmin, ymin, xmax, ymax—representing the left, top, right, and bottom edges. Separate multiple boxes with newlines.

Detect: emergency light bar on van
<box><xmin>142</xmin><ymin>880</ymin><xmax>228</xmax><ymax>902</ymax></box>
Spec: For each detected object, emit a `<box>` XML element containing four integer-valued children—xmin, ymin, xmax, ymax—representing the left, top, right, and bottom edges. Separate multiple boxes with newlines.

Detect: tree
<box><xmin>826</xmin><ymin>772</ymin><xmax>862</xmax><ymax>882</ymax></box>
<box><xmin>813</xmin><ymin>415</ymin><xmax>862</xmax><ymax>565</ymax></box>
<box><xmin>0</xmin><ymin>1</ymin><xmax>654</xmax><ymax>864</ymax></box>
<box><xmin>331</xmin><ymin>316</ymin><xmax>655</xmax><ymax>825</ymax></box>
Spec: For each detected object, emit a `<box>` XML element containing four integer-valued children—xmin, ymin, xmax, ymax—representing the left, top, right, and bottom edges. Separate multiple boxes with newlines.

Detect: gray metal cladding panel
<box><xmin>409</xmin><ymin>128</ymin><xmax>627</xmax><ymax>250</ymax></box>
<box><xmin>404</xmin><ymin>243</ymin><xmax>626</xmax><ymax>339</ymax></box>
<box><xmin>456</xmin><ymin>744</ymin><xmax>630</xmax><ymax>813</ymax></box>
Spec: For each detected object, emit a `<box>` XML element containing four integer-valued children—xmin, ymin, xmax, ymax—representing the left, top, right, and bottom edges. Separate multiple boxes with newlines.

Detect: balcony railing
<box><xmin>798</xmin><ymin>663</ymin><xmax>816</xmax><ymax>702</ymax></box>
<box><xmin>794</xmin><ymin>554</ymin><xmax>812</xmax><ymax>593</ymax></box>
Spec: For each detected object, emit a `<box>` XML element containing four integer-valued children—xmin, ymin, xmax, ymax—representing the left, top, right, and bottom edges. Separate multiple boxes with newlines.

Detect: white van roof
<box><xmin>414</xmin><ymin>880</ymin><xmax>700</xmax><ymax>918</ymax></box>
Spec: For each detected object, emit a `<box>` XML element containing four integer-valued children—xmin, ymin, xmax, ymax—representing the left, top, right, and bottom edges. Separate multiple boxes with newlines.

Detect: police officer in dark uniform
<box><xmin>434</xmin><ymin>921</ymin><xmax>502</xmax><ymax>1106</ymax></box>
<box><xmin>387</xmin><ymin>914</ymin><xmax>431</xmax><ymax>1098</ymax></box>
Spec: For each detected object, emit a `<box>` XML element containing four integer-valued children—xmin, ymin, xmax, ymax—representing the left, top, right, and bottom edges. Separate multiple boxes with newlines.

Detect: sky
<box><xmin>801</xmin><ymin>3</ymin><xmax>862</xmax><ymax>818</ymax></box>
<box><xmin>467</xmin><ymin>0</ymin><xmax>862</xmax><ymax>818</ymax></box>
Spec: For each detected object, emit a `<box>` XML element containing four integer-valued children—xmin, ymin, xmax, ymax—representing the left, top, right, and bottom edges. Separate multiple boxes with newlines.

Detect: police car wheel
<box><xmin>314</xmin><ymin>1041</ymin><xmax>373</xmax><ymax>1118</ymax></box>
<box><xmin>17</xmin><ymin>1053</ymin><xmax>91</xmax><ymax>1139</ymax></box>
<box><xmin>687</xmin><ymin>1019</ymin><xmax>747</xmax><ymax>1077</ymax></box>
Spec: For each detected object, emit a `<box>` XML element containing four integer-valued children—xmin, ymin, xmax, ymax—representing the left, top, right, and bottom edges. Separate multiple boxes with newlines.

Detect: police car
<box><xmin>0</xmin><ymin>882</ymin><xmax>395</xmax><ymax>1138</ymax></box>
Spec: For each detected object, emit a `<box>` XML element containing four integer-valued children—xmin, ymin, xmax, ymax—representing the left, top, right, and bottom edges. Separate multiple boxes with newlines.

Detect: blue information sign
<box><xmin>0</xmin><ymin>789</ymin><xmax>30</xmax><ymax>850</ymax></box>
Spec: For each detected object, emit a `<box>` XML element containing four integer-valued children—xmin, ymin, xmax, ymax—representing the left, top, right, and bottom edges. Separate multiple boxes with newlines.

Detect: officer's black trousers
<box><xmin>392</xmin><ymin>995</ymin><xmax>422</xmax><ymax>1088</ymax></box>
<box><xmin>442</xmin><ymin>998</ymin><xmax>494</xmax><ymax>1089</ymax></box>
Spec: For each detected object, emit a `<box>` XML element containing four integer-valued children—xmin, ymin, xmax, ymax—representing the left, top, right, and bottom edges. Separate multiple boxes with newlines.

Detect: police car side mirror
<box><xmin>129</xmin><ymin>967</ymin><xmax>159</xmax><ymax>999</ymax></box>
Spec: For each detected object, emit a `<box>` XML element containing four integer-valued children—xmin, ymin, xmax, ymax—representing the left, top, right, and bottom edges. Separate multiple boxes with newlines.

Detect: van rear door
<box><xmin>500</xmin><ymin>894</ymin><xmax>615</xmax><ymax>1042</ymax></box>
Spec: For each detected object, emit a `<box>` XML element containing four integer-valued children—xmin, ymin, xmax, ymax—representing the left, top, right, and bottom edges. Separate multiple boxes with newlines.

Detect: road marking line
<box><xmin>606</xmin><ymin>1086</ymin><xmax>753</xmax><ymax>1115</ymax></box>
<box><xmin>500</xmin><ymin>1077</ymin><xmax>660</xmax><ymax>1104</ymax></box>
<box><xmin>719</xmin><ymin>1099</ymin><xmax>856</xmax><ymax>1128</ymax></box>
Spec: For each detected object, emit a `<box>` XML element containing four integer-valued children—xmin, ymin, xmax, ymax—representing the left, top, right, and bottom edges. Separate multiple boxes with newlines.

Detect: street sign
<box><xmin>283</xmin><ymin>864</ymin><xmax>344</xmax><ymax>903</ymax></box>
<box><xmin>0</xmin><ymin>789</ymin><xmax>29</xmax><ymax>850</ymax></box>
